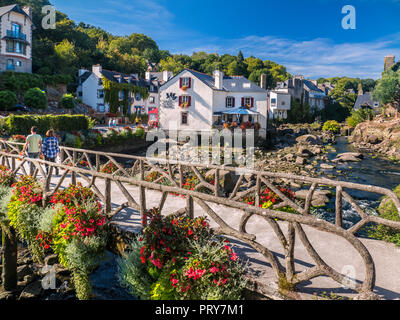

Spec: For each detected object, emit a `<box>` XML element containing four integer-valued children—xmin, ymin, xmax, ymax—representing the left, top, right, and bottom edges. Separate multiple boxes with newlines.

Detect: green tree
<box><xmin>372</xmin><ymin>70</ymin><xmax>400</xmax><ymax>110</ymax></box>
<box><xmin>159</xmin><ymin>56</ymin><xmax>185</xmax><ymax>75</ymax></box>
<box><xmin>0</xmin><ymin>90</ymin><xmax>17</xmax><ymax>111</ymax></box>
<box><xmin>61</xmin><ymin>94</ymin><xmax>75</xmax><ymax>109</ymax></box>
<box><xmin>24</xmin><ymin>88</ymin><xmax>47</xmax><ymax>110</ymax></box>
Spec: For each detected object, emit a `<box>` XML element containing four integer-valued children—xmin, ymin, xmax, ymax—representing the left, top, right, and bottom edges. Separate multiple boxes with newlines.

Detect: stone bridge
<box><xmin>1</xmin><ymin>140</ymin><xmax>400</xmax><ymax>300</ymax></box>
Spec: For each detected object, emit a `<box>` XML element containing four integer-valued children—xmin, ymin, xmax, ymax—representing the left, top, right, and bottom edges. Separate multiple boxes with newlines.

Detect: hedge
<box><xmin>5</xmin><ymin>115</ymin><xmax>91</xmax><ymax>135</ymax></box>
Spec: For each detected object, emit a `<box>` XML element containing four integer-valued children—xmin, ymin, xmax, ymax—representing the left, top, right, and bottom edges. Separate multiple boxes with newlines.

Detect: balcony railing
<box><xmin>6</xmin><ymin>30</ymin><xmax>27</xmax><ymax>41</ymax></box>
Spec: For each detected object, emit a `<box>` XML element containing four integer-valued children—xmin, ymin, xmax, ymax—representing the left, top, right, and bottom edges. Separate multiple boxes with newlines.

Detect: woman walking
<box><xmin>42</xmin><ymin>129</ymin><xmax>60</xmax><ymax>175</ymax></box>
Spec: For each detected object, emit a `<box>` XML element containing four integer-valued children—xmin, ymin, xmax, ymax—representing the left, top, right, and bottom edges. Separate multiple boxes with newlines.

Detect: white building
<box><xmin>0</xmin><ymin>4</ymin><xmax>33</xmax><ymax>73</ymax></box>
<box><xmin>268</xmin><ymin>91</ymin><xmax>291</xmax><ymax>120</ymax></box>
<box><xmin>77</xmin><ymin>65</ymin><xmax>172</xmax><ymax>114</ymax></box>
<box><xmin>275</xmin><ymin>76</ymin><xmax>326</xmax><ymax>111</ymax></box>
<box><xmin>159</xmin><ymin>69</ymin><xmax>268</xmax><ymax>137</ymax></box>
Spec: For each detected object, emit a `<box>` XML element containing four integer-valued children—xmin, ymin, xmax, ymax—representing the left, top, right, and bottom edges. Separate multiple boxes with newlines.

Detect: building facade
<box><xmin>159</xmin><ymin>69</ymin><xmax>268</xmax><ymax>137</ymax></box>
<box><xmin>77</xmin><ymin>65</ymin><xmax>172</xmax><ymax>114</ymax></box>
<box><xmin>268</xmin><ymin>91</ymin><xmax>291</xmax><ymax>120</ymax></box>
<box><xmin>275</xmin><ymin>75</ymin><xmax>326</xmax><ymax>111</ymax></box>
<box><xmin>0</xmin><ymin>4</ymin><xmax>33</xmax><ymax>73</ymax></box>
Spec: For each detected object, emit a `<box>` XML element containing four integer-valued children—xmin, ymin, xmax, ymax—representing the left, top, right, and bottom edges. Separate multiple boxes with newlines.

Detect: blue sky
<box><xmin>51</xmin><ymin>0</ymin><xmax>400</xmax><ymax>79</ymax></box>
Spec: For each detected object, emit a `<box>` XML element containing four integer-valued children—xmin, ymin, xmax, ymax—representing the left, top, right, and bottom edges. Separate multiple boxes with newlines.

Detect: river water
<box><xmin>309</xmin><ymin>136</ymin><xmax>400</xmax><ymax>230</ymax></box>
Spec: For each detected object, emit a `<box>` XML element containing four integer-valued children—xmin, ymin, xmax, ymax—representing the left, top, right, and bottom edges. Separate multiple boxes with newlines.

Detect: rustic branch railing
<box><xmin>1</xmin><ymin>140</ymin><xmax>400</xmax><ymax>299</ymax></box>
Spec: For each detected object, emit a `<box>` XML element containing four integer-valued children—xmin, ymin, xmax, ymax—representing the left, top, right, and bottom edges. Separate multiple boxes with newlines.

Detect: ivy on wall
<box><xmin>102</xmin><ymin>77</ymin><xmax>150</xmax><ymax>115</ymax></box>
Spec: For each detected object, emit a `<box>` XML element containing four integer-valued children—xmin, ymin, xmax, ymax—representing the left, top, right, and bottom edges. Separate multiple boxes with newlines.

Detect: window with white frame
<box><xmin>244</xmin><ymin>97</ymin><xmax>252</xmax><ymax>107</ymax></box>
<box><xmin>226</xmin><ymin>97</ymin><xmax>234</xmax><ymax>108</ymax></box>
<box><xmin>271</xmin><ymin>98</ymin><xmax>277</xmax><ymax>106</ymax></box>
<box><xmin>181</xmin><ymin>96</ymin><xmax>190</xmax><ymax>105</ymax></box>
<box><xmin>149</xmin><ymin>96</ymin><xmax>155</xmax><ymax>104</ymax></box>
<box><xmin>97</xmin><ymin>89</ymin><xmax>104</xmax><ymax>99</ymax></box>
<box><xmin>181</xmin><ymin>77</ymin><xmax>190</xmax><ymax>87</ymax></box>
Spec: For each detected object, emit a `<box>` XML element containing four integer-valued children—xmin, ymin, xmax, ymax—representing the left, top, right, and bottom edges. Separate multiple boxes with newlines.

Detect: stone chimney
<box><xmin>384</xmin><ymin>55</ymin><xmax>395</xmax><ymax>71</ymax></box>
<box><xmin>22</xmin><ymin>6</ymin><xmax>32</xmax><ymax>19</ymax></box>
<box><xmin>92</xmin><ymin>64</ymin><xmax>102</xmax><ymax>77</ymax></box>
<box><xmin>163</xmin><ymin>70</ymin><xmax>173</xmax><ymax>82</ymax></box>
<box><xmin>260</xmin><ymin>73</ymin><xmax>267</xmax><ymax>89</ymax></box>
<box><xmin>358</xmin><ymin>83</ymin><xmax>364</xmax><ymax>96</ymax></box>
<box><xmin>213</xmin><ymin>70</ymin><xmax>224</xmax><ymax>90</ymax></box>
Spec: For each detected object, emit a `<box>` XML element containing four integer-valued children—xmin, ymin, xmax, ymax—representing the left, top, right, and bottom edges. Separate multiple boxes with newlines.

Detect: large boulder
<box><xmin>332</xmin><ymin>152</ymin><xmax>364</xmax><ymax>163</ymax></box>
<box><xmin>296</xmin><ymin>135</ymin><xmax>323</xmax><ymax>146</ymax></box>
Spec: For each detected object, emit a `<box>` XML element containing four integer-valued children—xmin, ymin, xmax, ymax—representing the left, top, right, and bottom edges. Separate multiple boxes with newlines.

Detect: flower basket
<box><xmin>223</xmin><ymin>123</ymin><xmax>229</xmax><ymax>129</ymax></box>
<box><xmin>181</xmin><ymin>86</ymin><xmax>188</xmax><ymax>91</ymax></box>
<box><xmin>180</xmin><ymin>103</ymin><xmax>189</xmax><ymax>108</ymax></box>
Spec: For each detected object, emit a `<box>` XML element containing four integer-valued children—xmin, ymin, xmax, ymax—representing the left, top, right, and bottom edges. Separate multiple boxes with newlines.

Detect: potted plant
<box><xmin>180</xmin><ymin>102</ymin><xmax>189</xmax><ymax>108</ymax></box>
<box><xmin>181</xmin><ymin>85</ymin><xmax>188</xmax><ymax>91</ymax></box>
<box><xmin>223</xmin><ymin>123</ymin><xmax>229</xmax><ymax>129</ymax></box>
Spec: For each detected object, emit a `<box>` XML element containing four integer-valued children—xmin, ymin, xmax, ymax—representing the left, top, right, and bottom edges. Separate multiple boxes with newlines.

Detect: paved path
<box><xmin>20</xmin><ymin>162</ymin><xmax>400</xmax><ymax>300</ymax></box>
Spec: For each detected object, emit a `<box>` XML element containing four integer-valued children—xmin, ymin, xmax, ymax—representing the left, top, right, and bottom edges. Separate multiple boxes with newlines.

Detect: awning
<box><xmin>213</xmin><ymin>112</ymin><xmax>223</xmax><ymax>116</ymax></box>
<box><xmin>222</xmin><ymin>107</ymin><xmax>260</xmax><ymax>115</ymax></box>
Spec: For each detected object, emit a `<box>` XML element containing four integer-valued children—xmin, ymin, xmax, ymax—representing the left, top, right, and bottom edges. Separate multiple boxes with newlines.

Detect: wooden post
<box><xmin>72</xmin><ymin>150</ymin><xmax>77</xmax><ymax>185</ymax></box>
<box><xmin>11</xmin><ymin>157</ymin><xmax>15</xmax><ymax>171</ymax></box>
<box><xmin>186</xmin><ymin>196</ymin><xmax>194</xmax><ymax>219</ymax></box>
<box><xmin>336</xmin><ymin>186</ymin><xmax>343</xmax><ymax>228</ymax></box>
<box><xmin>105</xmin><ymin>178</ymin><xmax>112</xmax><ymax>215</ymax></box>
<box><xmin>139</xmin><ymin>160</ymin><xmax>147</xmax><ymax>227</ymax></box>
<box><xmin>1</xmin><ymin>229</ymin><xmax>18</xmax><ymax>291</ymax></box>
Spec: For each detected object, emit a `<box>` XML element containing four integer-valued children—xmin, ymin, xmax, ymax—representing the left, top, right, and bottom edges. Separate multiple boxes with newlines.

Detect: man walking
<box><xmin>22</xmin><ymin>126</ymin><xmax>42</xmax><ymax>175</ymax></box>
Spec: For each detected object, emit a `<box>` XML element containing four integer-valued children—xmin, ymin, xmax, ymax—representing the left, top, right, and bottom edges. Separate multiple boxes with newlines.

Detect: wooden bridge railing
<box><xmin>1</xmin><ymin>140</ymin><xmax>400</xmax><ymax>299</ymax></box>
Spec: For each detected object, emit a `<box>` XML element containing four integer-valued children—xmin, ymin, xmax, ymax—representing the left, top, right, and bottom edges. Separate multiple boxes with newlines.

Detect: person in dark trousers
<box><xmin>22</xmin><ymin>126</ymin><xmax>42</xmax><ymax>175</ymax></box>
<box><xmin>41</xmin><ymin>129</ymin><xmax>60</xmax><ymax>175</ymax></box>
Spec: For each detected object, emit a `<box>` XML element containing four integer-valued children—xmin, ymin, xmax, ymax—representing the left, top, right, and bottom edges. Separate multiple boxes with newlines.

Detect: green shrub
<box><xmin>346</xmin><ymin>108</ymin><xmax>375</xmax><ymax>128</ymax></box>
<box><xmin>61</xmin><ymin>94</ymin><xmax>75</xmax><ymax>109</ymax></box>
<box><xmin>118</xmin><ymin>208</ymin><xmax>247</xmax><ymax>300</ymax></box>
<box><xmin>6</xmin><ymin>115</ymin><xmax>90</xmax><ymax>135</ymax></box>
<box><xmin>367</xmin><ymin>185</ymin><xmax>400</xmax><ymax>246</ymax></box>
<box><xmin>0</xmin><ymin>90</ymin><xmax>17</xmax><ymax>111</ymax></box>
<box><xmin>322</xmin><ymin>120</ymin><xmax>340</xmax><ymax>134</ymax></box>
<box><xmin>24</xmin><ymin>87</ymin><xmax>47</xmax><ymax>110</ymax></box>
<box><xmin>7</xmin><ymin>176</ymin><xmax>45</xmax><ymax>262</ymax></box>
<box><xmin>135</xmin><ymin>127</ymin><xmax>146</xmax><ymax>140</ymax></box>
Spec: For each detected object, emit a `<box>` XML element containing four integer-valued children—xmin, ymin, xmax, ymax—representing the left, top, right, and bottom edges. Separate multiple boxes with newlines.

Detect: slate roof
<box><xmin>166</xmin><ymin>69</ymin><xmax>266</xmax><ymax>93</ymax></box>
<box><xmin>0</xmin><ymin>4</ymin><xmax>31</xmax><ymax>20</ymax></box>
<box><xmin>79</xmin><ymin>68</ymin><xmax>160</xmax><ymax>92</ymax></box>
<box><xmin>303</xmin><ymin>80</ymin><xmax>324</xmax><ymax>93</ymax></box>
<box><xmin>354</xmin><ymin>92</ymin><xmax>381</xmax><ymax>110</ymax></box>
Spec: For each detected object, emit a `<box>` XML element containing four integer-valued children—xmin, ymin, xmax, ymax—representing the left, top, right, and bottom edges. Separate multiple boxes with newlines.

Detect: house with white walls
<box><xmin>268</xmin><ymin>91</ymin><xmax>291</xmax><ymax>120</ymax></box>
<box><xmin>275</xmin><ymin>75</ymin><xmax>326</xmax><ymax>111</ymax></box>
<box><xmin>77</xmin><ymin>65</ymin><xmax>173</xmax><ymax>114</ymax></box>
<box><xmin>0</xmin><ymin>4</ymin><xmax>33</xmax><ymax>73</ymax></box>
<box><xmin>159</xmin><ymin>69</ymin><xmax>268</xmax><ymax>137</ymax></box>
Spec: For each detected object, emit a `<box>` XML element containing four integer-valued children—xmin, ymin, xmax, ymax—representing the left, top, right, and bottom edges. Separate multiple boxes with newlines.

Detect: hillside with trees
<box><xmin>0</xmin><ymin>0</ymin><xmax>291</xmax><ymax>92</ymax></box>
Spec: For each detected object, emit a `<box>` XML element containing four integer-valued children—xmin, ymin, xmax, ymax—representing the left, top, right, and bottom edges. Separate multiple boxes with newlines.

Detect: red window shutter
<box><xmin>251</xmin><ymin>98</ymin><xmax>254</xmax><ymax>108</ymax></box>
<box><xmin>179</xmin><ymin>96</ymin><xmax>182</xmax><ymax>105</ymax></box>
<box><xmin>188</xmin><ymin>78</ymin><xmax>192</xmax><ymax>88</ymax></box>
<box><xmin>188</xmin><ymin>96</ymin><xmax>192</xmax><ymax>106</ymax></box>
<box><xmin>232</xmin><ymin>98</ymin><xmax>235</xmax><ymax>107</ymax></box>
<box><xmin>241</xmin><ymin>97</ymin><xmax>245</xmax><ymax>107</ymax></box>
<box><xmin>179</xmin><ymin>78</ymin><xmax>183</xmax><ymax>88</ymax></box>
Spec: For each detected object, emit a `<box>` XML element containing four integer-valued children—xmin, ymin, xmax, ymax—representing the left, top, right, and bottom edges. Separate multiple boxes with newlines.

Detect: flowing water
<box><xmin>310</xmin><ymin>136</ymin><xmax>400</xmax><ymax>230</ymax></box>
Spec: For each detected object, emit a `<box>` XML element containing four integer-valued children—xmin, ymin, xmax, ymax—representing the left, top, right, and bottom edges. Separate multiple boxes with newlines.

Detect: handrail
<box><xmin>1</xmin><ymin>139</ymin><xmax>400</xmax><ymax>299</ymax></box>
